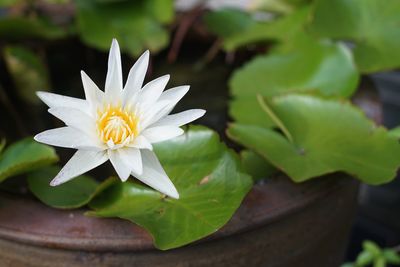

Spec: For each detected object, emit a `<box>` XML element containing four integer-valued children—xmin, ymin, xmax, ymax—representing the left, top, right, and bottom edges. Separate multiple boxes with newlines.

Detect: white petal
<box><xmin>108</xmin><ymin>149</ymin><xmax>131</xmax><ymax>182</ymax></box>
<box><xmin>127</xmin><ymin>135</ymin><xmax>153</xmax><ymax>150</ymax></box>
<box><xmin>81</xmin><ymin>71</ymin><xmax>104</xmax><ymax>109</ymax></box>
<box><xmin>152</xmin><ymin>109</ymin><xmax>206</xmax><ymax>127</ymax></box>
<box><xmin>123</xmin><ymin>50</ymin><xmax>149</xmax><ymax>104</ymax></box>
<box><xmin>50</xmin><ymin>150</ymin><xmax>108</xmax><ymax>186</ymax></box>
<box><xmin>139</xmin><ymin>100</ymin><xmax>171</xmax><ymax>130</ymax></box>
<box><xmin>34</xmin><ymin>127</ymin><xmax>104</xmax><ymax>150</ymax></box>
<box><xmin>48</xmin><ymin>107</ymin><xmax>97</xmax><ymax>138</ymax></box>
<box><xmin>36</xmin><ymin>91</ymin><xmax>89</xmax><ymax>114</ymax></box>
<box><xmin>137</xmin><ymin>75</ymin><xmax>170</xmax><ymax>106</ymax></box>
<box><xmin>142</xmin><ymin>126</ymin><xmax>184</xmax><ymax>143</ymax></box>
<box><xmin>158</xmin><ymin>85</ymin><xmax>190</xmax><ymax>113</ymax></box>
<box><xmin>142</xmin><ymin>86</ymin><xmax>191</xmax><ymax>125</ymax></box>
<box><xmin>105</xmin><ymin>39</ymin><xmax>123</xmax><ymax>101</ymax></box>
<box><xmin>132</xmin><ymin>150</ymin><xmax>179</xmax><ymax>199</ymax></box>
<box><xmin>119</xmin><ymin>147</ymin><xmax>143</xmax><ymax>175</ymax></box>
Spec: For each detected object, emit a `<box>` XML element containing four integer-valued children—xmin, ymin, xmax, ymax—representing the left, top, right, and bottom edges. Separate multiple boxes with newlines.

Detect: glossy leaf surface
<box><xmin>89</xmin><ymin>126</ymin><xmax>252</xmax><ymax>250</ymax></box>
<box><xmin>228</xmin><ymin>95</ymin><xmax>400</xmax><ymax>184</ymax></box>
<box><xmin>0</xmin><ymin>138</ymin><xmax>58</xmax><ymax>182</ymax></box>
<box><xmin>27</xmin><ymin>166</ymin><xmax>99</xmax><ymax>209</ymax></box>
<box><xmin>229</xmin><ymin>35</ymin><xmax>358</xmax><ymax>127</ymax></box>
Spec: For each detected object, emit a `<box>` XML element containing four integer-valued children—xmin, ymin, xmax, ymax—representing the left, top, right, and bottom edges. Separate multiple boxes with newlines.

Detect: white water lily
<box><xmin>34</xmin><ymin>39</ymin><xmax>205</xmax><ymax>199</ymax></box>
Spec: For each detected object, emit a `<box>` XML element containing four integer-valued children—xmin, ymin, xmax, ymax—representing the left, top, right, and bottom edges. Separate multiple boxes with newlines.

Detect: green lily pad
<box><xmin>88</xmin><ymin>126</ymin><xmax>252</xmax><ymax>250</ymax></box>
<box><xmin>309</xmin><ymin>0</ymin><xmax>400</xmax><ymax>73</ymax></box>
<box><xmin>149</xmin><ymin>0</ymin><xmax>174</xmax><ymax>24</ymax></box>
<box><xmin>75</xmin><ymin>0</ymin><xmax>173</xmax><ymax>56</ymax></box>
<box><xmin>3</xmin><ymin>46</ymin><xmax>51</xmax><ymax>104</ymax></box>
<box><xmin>204</xmin><ymin>8</ymin><xmax>255</xmax><ymax>39</ymax></box>
<box><xmin>229</xmin><ymin>35</ymin><xmax>359</xmax><ymax>127</ymax></box>
<box><xmin>241</xmin><ymin>150</ymin><xmax>276</xmax><ymax>182</ymax></box>
<box><xmin>222</xmin><ymin>6</ymin><xmax>310</xmax><ymax>51</ymax></box>
<box><xmin>0</xmin><ymin>138</ymin><xmax>58</xmax><ymax>182</ymax></box>
<box><xmin>227</xmin><ymin>95</ymin><xmax>400</xmax><ymax>184</ymax></box>
<box><xmin>27</xmin><ymin>166</ymin><xmax>101</xmax><ymax>209</ymax></box>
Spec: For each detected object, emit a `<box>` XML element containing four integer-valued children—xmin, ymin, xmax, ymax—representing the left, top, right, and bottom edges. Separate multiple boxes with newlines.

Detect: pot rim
<box><xmin>0</xmin><ymin>175</ymin><xmax>355</xmax><ymax>252</ymax></box>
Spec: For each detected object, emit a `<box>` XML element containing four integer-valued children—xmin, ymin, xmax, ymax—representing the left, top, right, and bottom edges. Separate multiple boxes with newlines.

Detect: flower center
<box><xmin>97</xmin><ymin>104</ymin><xmax>138</xmax><ymax>145</ymax></box>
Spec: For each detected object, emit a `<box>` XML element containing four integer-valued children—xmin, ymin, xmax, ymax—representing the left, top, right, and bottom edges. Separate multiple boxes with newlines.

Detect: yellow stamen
<box><xmin>97</xmin><ymin>104</ymin><xmax>138</xmax><ymax>145</ymax></box>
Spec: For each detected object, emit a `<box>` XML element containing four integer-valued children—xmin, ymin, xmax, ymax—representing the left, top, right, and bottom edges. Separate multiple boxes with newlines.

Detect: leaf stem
<box><xmin>257</xmin><ymin>94</ymin><xmax>294</xmax><ymax>143</ymax></box>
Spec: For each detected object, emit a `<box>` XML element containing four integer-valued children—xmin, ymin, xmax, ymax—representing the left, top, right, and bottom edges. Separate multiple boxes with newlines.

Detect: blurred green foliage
<box><xmin>205</xmin><ymin>0</ymin><xmax>400</xmax><ymax>72</ymax></box>
<box><xmin>3</xmin><ymin>46</ymin><xmax>51</xmax><ymax>104</ymax></box>
<box><xmin>204</xmin><ymin>8</ymin><xmax>255</xmax><ymax>39</ymax></box>
<box><xmin>229</xmin><ymin>34</ymin><xmax>358</xmax><ymax>127</ymax></box>
<box><xmin>0</xmin><ymin>0</ymin><xmax>174</xmax><ymax>56</ymax></box>
<box><xmin>75</xmin><ymin>0</ymin><xmax>174</xmax><ymax>56</ymax></box>
<box><xmin>342</xmin><ymin>240</ymin><xmax>400</xmax><ymax>267</ymax></box>
<box><xmin>202</xmin><ymin>0</ymin><xmax>400</xmax><ymax>185</ymax></box>
<box><xmin>0</xmin><ymin>17</ymin><xmax>67</xmax><ymax>40</ymax></box>
<box><xmin>309</xmin><ymin>0</ymin><xmax>400</xmax><ymax>73</ymax></box>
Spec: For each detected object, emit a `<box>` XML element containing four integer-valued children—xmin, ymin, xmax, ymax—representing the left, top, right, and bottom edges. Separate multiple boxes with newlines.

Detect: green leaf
<box><xmin>3</xmin><ymin>46</ymin><xmax>51</xmax><ymax>104</ymax></box>
<box><xmin>389</xmin><ymin>126</ymin><xmax>400</xmax><ymax>139</ymax></box>
<box><xmin>75</xmin><ymin>0</ymin><xmax>172</xmax><ymax>56</ymax></box>
<box><xmin>229</xmin><ymin>35</ymin><xmax>359</xmax><ymax>126</ymax></box>
<box><xmin>204</xmin><ymin>8</ymin><xmax>255</xmax><ymax>39</ymax></box>
<box><xmin>241</xmin><ymin>149</ymin><xmax>276</xmax><ymax>182</ymax></box>
<box><xmin>0</xmin><ymin>138</ymin><xmax>58</xmax><ymax>182</ymax></box>
<box><xmin>364</xmin><ymin>241</ymin><xmax>382</xmax><ymax>258</ymax></box>
<box><xmin>27</xmin><ymin>166</ymin><xmax>99</xmax><ymax>209</ymax></box>
<box><xmin>223</xmin><ymin>6</ymin><xmax>310</xmax><ymax>51</ymax></box>
<box><xmin>227</xmin><ymin>95</ymin><xmax>400</xmax><ymax>184</ymax></box>
<box><xmin>341</xmin><ymin>263</ymin><xmax>355</xmax><ymax>267</ymax></box>
<box><xmin>257</xmin><ymin>94</ymin><xmax>293</xmax><ymax>142</ymax></box>
<box><xmin>374</xmin><ymin>257</ymin><xmax>386</xmax><ymax>267</ymax></box>
<box><xmin>383</xmin><ymin>249</ymin><xmax>400</xmax><ymax>264</ymax></box>
<box><xmin>309</xmin><ymin>0</ymin><xmax>400</xmax><ymax>73</ymax></box>
<box><xmin>0</xmin><ymin>0</ymin><xmax>23</xmax><ymax>7</ymax></box>
<box><xmin>0</xmin><ymin>17</ymin><xmax>67</xmax><ymax>40</ymax></box>
<box><xmin>356</xmin><ymin>251</ymin><xmax>374</xmax><ymax>266</ymax></box>
<box><xmin>254</xmin><ymin>0</ymin><xmax>297</xmax><ymax>14</ymax></box>
<box><xmin>147</xmin><ymin>0</ymin><xmax>174</xmax><ymax>24</ymax></box>
<box><xmin>88</xmin><ymin>126</ymin><xmax>252</xmax><ymax>250</ymax></box>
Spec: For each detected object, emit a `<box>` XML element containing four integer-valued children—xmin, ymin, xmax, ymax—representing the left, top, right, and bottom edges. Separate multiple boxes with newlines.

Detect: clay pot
<box><xmin>0</xmin><ymin>175</ymin><xmax>358</xmax><ymax>267</ymax></box>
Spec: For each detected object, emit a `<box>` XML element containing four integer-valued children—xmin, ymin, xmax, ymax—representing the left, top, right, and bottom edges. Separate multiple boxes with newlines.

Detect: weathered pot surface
<box><xmin>0</xmin><ymin>174</ymin><xmax>358</xmax><ymax>267</ymax></box>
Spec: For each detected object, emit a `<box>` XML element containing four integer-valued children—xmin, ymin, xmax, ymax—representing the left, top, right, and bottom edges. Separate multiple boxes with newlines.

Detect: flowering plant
<box><xmin>0</xmin><ymin>0</ymin><xmax>400</xmax><ymax>252</ymax></box>
<box><xmin>34</xmin><ymin>39</ymin><xmax>205</xmax><ymax>199</ymax></box>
